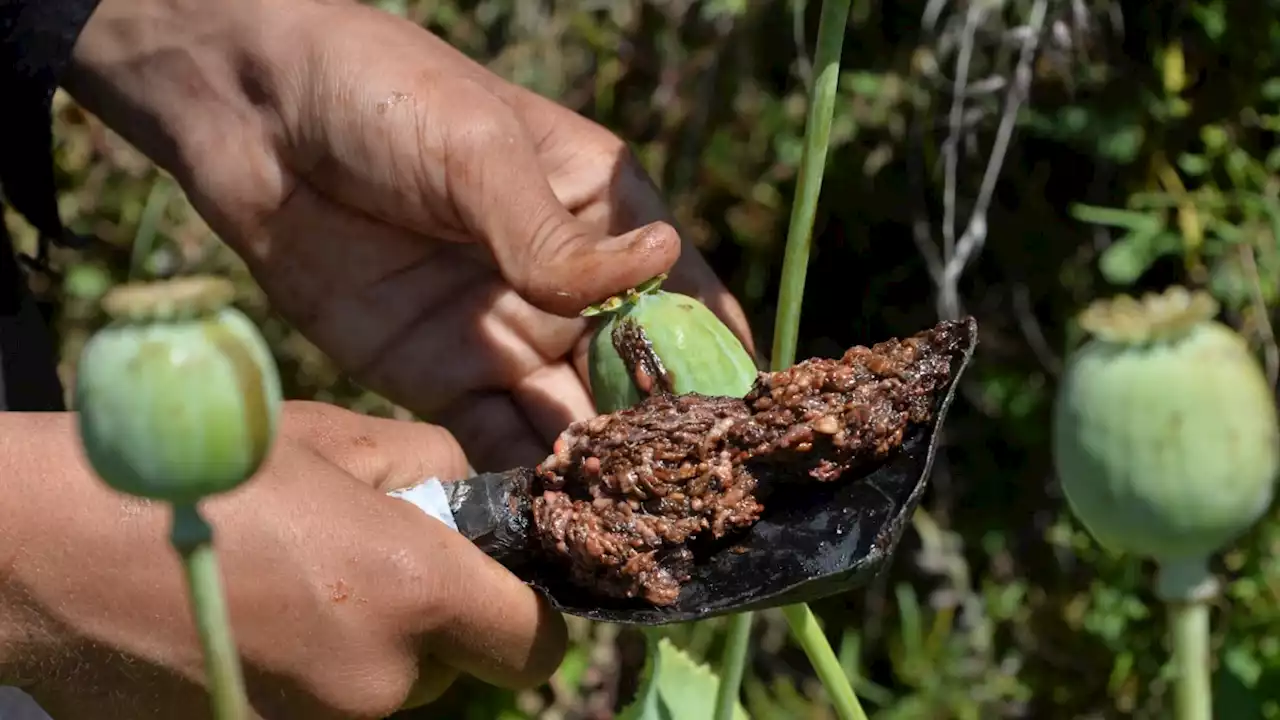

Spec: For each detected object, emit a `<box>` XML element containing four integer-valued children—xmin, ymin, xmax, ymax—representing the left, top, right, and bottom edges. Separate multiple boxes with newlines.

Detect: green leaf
<box><xmin>618</xmin><ymin>633</ymin><xmax>751</xmax><ymax>720</ymax></box>
<box><xmin>1201</xmin><ymin>124</ymin><xmax>1230</xmax><ymax>153</ymax></box>
<box><xmin>1206</xmin><ymin>216</ymin><xmax>1248</xmax><ymax>245</ymax></box>
<box><xmin>842</xmin><ymin>71</ymin><xmax>885</xmax><ymax>96</ymax></box>
<box><xmin>64</xmin><ymin>263</ymin><xmax>113</xmax><ymax>301</ymax></box>
<box><xmin>1191</xmin><ymin>0</ymin><xmax>1227</xmax><ymax>41</ymax></box>
<box><xmin>368</xmin><ymin>0</ymin><xmax>409</xmax><ymax>16</ymax></box>
<box><xmin>1097</xmin><ymin>125</ymin><xmax>1145</xmax><ymax>163</ymax></box>
<box><xmin>1262</xmin><ymin>77</ymin><xmax>1280</xmax><ymax>103</ymax></box>
<box><xmin>556</xmin><ymin>644</ymin><xmax>593</xmax><ymax>693</ymax></box>
<box><xmin>1226</xmin><ymin>147</ymin><xmax>1254</xmax><ymax>181</ymax></box>
<box><xmin>1177</xmin><ymin>153</ymin><xmax>1212</xmax><ymax>176</ymax></box>
<box><xmin>1265</xmin><ymin>146</ymin><xmax>1280</xmax><ymax>172</ymax></box>
<box><xmin>1098</xmin><ymin>227</ymin><xmax>1181</xmax><ymax>286</ymax></box>
<box><xmin>1215</xmin><ymin>649</ymin><xmax>1268</xmax><ymax>719</ymax></box>
<box><xmin>699</xmin><ymin>0</ymin><xmax>748</xmax><ymax>20</ymax></box>
<box><xmin>1069</xmin><ymin>204</ymin><xmax>1162</xmax><ymax>232</ymax></box>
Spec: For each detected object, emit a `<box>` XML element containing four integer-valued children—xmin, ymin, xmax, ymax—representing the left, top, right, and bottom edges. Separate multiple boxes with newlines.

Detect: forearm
<box><xmin>0</xmin><ymin>412</ymin><xmax>201</xmax><ymax>696</ymax></box>
<box><xmin>0</xmin><ymin>413</ymin><xmax>127</xmax><ymax>683</ymax></box>
<box><xmin>1</xmin><ymin>411</ymin><xmax>290</xmax><ymax>719</ymax></box>
<box><xmin>0</xmin><ymin>413</ymin><xmax>79</xmax><ymax>681</ymax></box>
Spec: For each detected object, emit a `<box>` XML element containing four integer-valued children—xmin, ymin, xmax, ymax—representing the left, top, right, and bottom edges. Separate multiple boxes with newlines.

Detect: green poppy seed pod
<box><xmin>1052</xmin><ymin>286</ymin><xmax>1280</xmax><ymax>564</ymax></box>
<box><xmin>582</xmin><ymin>274</ymin><xmax>758</xmax><ymax>413</ymax></box>
<box><xmin>75</xmin><ymin>276</ymin><xmax>283</xmax><ymax>504</ymax></box>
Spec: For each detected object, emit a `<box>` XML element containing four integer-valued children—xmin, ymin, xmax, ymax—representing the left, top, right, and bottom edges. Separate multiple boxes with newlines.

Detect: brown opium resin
<box><xmin>532</xmin><ymin>320</ymin><xmax>969</xmax><ymax>606</ymax></box>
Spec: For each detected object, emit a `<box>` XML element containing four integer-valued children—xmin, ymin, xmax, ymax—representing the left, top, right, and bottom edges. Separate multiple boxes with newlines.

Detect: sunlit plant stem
<box><xmin>1159</xmin><ymin>558</ymin><xmax>1215</xmax><ymax>720</ymax></box>
<box><xmin>713</xmin><ymin>614</ymin><xmax>754</xmax><ymax>720</ymax></box>
<box><xmin>782</xmin><ymin>604</ymin><xmax>868</xmax><ymax>720</ymax></box>
<box><xmin>715</xmin><ymin>1</ymin><xmax>867</xmax><ymax>719</ymax></box>
<box><xmin>173</xmin><ymin>504</ymin><xmax>251</xmax><ymax>719</ymax></box>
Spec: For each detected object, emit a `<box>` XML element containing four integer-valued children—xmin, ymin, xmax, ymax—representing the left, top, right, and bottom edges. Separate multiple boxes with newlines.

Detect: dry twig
<box><xmin>1240</xmin><ymin>243</ymin><xmax>1279</xmax><ymax>389</ymax></box>
<box><xmin>936</xmin><ymin>0</ymin><xmax>1050</xmax><ymax>321</ymax></box>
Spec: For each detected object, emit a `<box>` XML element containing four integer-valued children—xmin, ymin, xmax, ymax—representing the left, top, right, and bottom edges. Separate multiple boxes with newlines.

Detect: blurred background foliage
<box><xmin>6</xmin><ymin>0</ymin><xmax>1280</xmax><ymax>717</ymax></box>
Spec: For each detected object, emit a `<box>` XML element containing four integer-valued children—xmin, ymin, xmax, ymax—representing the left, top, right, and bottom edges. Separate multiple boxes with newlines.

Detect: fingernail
<box><xmin>599</xmin><ymin>221</ymin><xmax>677</xmax><ymax>255</ymax></box>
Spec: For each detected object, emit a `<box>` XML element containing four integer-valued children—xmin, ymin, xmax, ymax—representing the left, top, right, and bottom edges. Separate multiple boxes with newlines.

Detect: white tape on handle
<box><xmin>387</xmin><ymin>477</ymin><xmax>459</xmax><ymax>532</ymax></box>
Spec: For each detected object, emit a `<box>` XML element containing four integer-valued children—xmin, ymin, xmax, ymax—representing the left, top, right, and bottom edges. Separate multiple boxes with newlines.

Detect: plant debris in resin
<box><xmin>531</xmin><ymin>319</ymin><xmax>971</xmax><ymax>606</ymax></box>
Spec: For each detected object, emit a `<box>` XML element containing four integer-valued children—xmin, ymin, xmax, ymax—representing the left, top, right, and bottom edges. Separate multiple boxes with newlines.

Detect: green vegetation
<box><xmin>9</xmin><ymin>0</ymin><xmax>1280</xmax><ymax>717</ymax></box>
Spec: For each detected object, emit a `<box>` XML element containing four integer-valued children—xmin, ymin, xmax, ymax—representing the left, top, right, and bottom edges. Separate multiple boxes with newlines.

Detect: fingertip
<box><xmin>613</xmin><ymin>219</ymin><xmax>682</xmax><ymax>262</ymax></box>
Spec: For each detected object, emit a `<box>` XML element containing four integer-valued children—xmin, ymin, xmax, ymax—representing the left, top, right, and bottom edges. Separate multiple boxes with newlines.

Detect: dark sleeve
<box><xmin>0</xmin><ymin>0</ymin><xmax>104</xmax><ymax>412</ymax></box>
<box><xmin>0</xmin><ymin>0</ymin><xmax>103</xmax><ymax>240</ymax></box>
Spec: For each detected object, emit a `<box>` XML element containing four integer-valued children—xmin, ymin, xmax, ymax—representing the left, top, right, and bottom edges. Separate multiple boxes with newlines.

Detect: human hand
<box><xmin>64</xmin><ymin>0</ymin><xmax>756</xmax><ymax>470</ymax></box>
<box><xmin>0</xmin><ymin>402</ymin><xmax>566</xmax><ymax>720</ymax></box>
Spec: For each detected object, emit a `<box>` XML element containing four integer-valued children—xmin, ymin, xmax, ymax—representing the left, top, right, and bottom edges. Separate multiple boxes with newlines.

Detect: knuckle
<box><xmin>497</xmin><ymin>200</ymin><xmax>589</xmax><ymax>305</ymax></box>
<box><xmin>277</xmin><ymin>400</ymin><xmax>336</xmax><ymax>438</ymax></box>
<box><xmin>278</xmin><ymin>400</ymin><xmax>359</xmax><ymax>443</ymax></box>
<box><xmin>585</xmin><ymin>133</ymin><xmax>629</xmax><ymax>168</ymax></box>
<box><xmin>415</xmin><ymin>424</ymin><xmax>470</xmax><ymax>478</ymax></box>
<box><xmin>176</xmin><ymin>127</ymin><xmax>287</xmax><ymax>235</ymax></box>
<box><xmin>380</xmin><ymin>521</ymin><xmax>457</xmax><ymax>634</ymax></box>
<box><xmin>525</xmin><ymin>201</ymin><xmax>585</xmax><ymax>261</ymax></box>
<box><xmin>440</xmin><ymin>82</ymin><xmax>523</xmax><ymax>156</ymax></box>
<box><xmin>357</xmin><ymin>672</ymin><xmax>420</xmax><ymax>720</ymax></box>
<box><xmin>320</xmin><ymin>665</ymin><xmax>418</xmax><ymax>720</ymax></box>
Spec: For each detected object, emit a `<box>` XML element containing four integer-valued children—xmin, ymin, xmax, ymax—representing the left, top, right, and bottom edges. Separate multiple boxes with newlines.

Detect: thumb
<box><xmin>436</xmin><ymin>96</ymin><xmax>682</xmax><ymax>316</ymax></box>
<box><xmin>284</xmin><ymin>14</ymin><xmax>681</xmax><ymax>316</ymax></box>
<box><xmin>496</xmin><ymin>214</ymin><xmax>683</xmax><ymax>318</ymax></box>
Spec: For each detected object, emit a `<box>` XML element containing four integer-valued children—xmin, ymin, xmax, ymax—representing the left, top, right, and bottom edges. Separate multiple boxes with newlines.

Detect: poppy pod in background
<box><xmin>583</xmin><ymin>273</ymin><xmax>759</xmax><ymax>414</ymax></box>
<box><xmin>75</xmin><ymin>275</ymin><xmax>283</xmax><ymax>504</ymax></box>
<box><xmin>1052</xmin><ymin>286</ymin><xmax>1279</xmax><ymax>579</ymax></box>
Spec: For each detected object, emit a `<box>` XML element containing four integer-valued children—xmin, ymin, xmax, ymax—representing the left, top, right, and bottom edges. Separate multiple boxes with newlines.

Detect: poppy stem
<box><xmin>759</xmin><ymin>0</ymin><xmax>865</xmax><ymax>718</ymax></box>
<box><xmin>1168</xmin><ymin>601</ymin><xmax>1212</xmax><ymax>720</ymax></box>
<box><xmin>172</xmin><ymin>503</ymin><xmax>251</xmax><ymax>720</ymax></box>
<box><xmin>782</xmin><ymin>604</ymin><xmax>868</xmax><ymax>720</ymax></box>
<box><xmin>770</xmin><ymin>0</ymin><xmax>851</xmax><ymax>370</ymax></box>
<box><xmin>713</xmin><ymin>613</ymin><xmax>755</xmax><ymax>720</ymax></box>
<box><xmin>1157</xmin><ymin>556</ymin><xmax>1216</xmax><ymax>720</ymax></box>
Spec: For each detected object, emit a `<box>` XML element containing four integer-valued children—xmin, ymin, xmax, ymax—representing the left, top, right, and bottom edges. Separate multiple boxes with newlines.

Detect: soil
<box><xmin>531</xmin><ymin>319</ymin><xmax>970</xmax><ymax>606</ymax></box>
